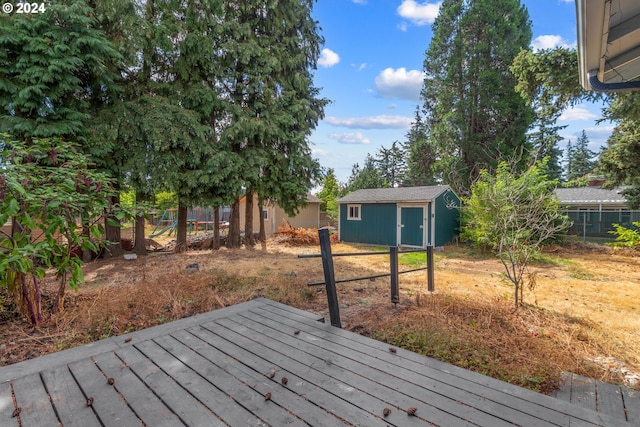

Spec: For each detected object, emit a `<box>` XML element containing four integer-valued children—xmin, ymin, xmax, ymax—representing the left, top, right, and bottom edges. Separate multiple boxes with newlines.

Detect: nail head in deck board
<box><xmin>10</xmin><ymin>373</ymin><xmax>58</xmax><ymax>426</ymax></box>
<box><xmin>68</xmin><ymin>357</ymin><xmax>143</xmax><ymax>427</ymax></box>
<box><xmin>0</xmin><ymin>381</ymin><xmax>18</xmax><ymax>426</ymax></box>
<box><xmin>91</xmin><ymin>351</ymin><xmax>182</xmax><ymax>427</ymax></box>
<box><xmin>114</xmin><ymin>345</ymin><xmax>227</xmax><ymax>427</ymax></box>
<box><xmin>40</xmin><ymin>366</ymin><xmax>102</xmax><ymax>427</ymax></box>
<box><xmin>138</xmin><ymin>336</ymin><xmax>303</xmax><ymax>426</ymax></box>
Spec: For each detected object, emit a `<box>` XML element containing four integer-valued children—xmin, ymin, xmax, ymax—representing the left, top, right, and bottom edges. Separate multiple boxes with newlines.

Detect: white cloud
<box><xmin>397</xmin><ymin>1</ymin><xmax>441</xmax><ymax>26</ymax></box>
<box><xmin>531</xmin><ymin>35</ymin><xmax>574</xmax><ymax>51</ymax></box>
<box><xmin>397</xmin><ymin>22</ymin><xmax>409</xmax><ymax>32</ymax></box>
<box><xmin>353</xmin><ymin>0</ymin><xmax>367</xmax><ymax>4</ymax></box>
<box><xmin>374</xmin><ymin>67</ymin><xmax>424</xmax><ymax>100</ymax></box>
<box><xmin>325</xmin><ymin>115</ymin><xmax>413</xmax><ymax>129</ymax></box>
<box><xmin>351</xmin><ymin>63</ymin><xmax>367</xmax><ymax>71</ymax></box>
<box><xmin>329</xmin><ymin>132</ymin><xmax>371</xmax><ymax>145</ymax></box>
<box><xmin>312</xmin><ymin>148</ymin><xmax>329</xmax><ymax>156</ymax></box>
<box><xmin>318</xmin><ymin>48</ymin><xmax>340</xmax><ymax>68</ymax></box>
<box><xmin>559</xmin><ymin>105</ymin><xmax>598</xmax><ymax>121</ymax></box>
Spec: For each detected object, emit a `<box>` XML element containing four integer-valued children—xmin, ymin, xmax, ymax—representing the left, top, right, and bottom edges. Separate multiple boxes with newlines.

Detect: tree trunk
<box><xmin>245</xmin><ymin>190</ymin><xmax>255</xmax><ymax>248</ymax></box>
<box><xmin>133</xmin><ymin>192</ymin><xmax>147</xmax><ymax>255</ymax></box>
<box><xmin>212</xmin><ymin>208</ymin><xmax>220</xmax><ymax>250</ymax></box>
<box><xmin>175</xmin><ymin>203</ymin><xmax>188</xmax><ymax>253</ymax></box>
<box><xmin>104</xmin><ymin>194</ymin><xmax>123</xmax><ymax>257</ymax></box>
<box><xmin>258</xmin><ymin>199</ymin><xmax>266</xmax><ymax>240</ymax></box>
<box><xmin>227</xmin><ymin>198</ymin><xmax>241</xmax><ymax>248</ymax></box>
<box><xmin>81</xmin><ymin>217</ymin><xmax>92</xmax><ymax>262</ymax></box>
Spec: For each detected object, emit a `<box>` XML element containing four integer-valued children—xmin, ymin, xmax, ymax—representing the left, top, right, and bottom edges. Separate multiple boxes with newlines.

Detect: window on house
<box><xmin>263</xmin><ymin>209</ymin><xmax>269</xmax><ymax>220</ymax></box>
<box><xmin>347</xmin><ymin>204</ymin><xmax>361</xmax><ymax>220</ymax></box>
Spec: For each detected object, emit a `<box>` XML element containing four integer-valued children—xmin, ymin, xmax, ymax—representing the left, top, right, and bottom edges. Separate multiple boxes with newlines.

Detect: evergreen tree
<box><xmin>316</xmin><ymin>169</ymin><xmax>342</xmax><ymax>225</ymax></box>
<box><xmin>600</xmin><ymin>121</ymin><xmax>640</xmax><ymax>208</ymax></box>
<box><xmin>375</xmin><ymin>141</ymin><xmax>407</xmax><ymax>187</ymax></box>
<box><xmin>529</xmin><ymin>113</ymin><xmax>565</xmax><ymax>181</ymax></box>
<box><xmin>0</xmin><ymin>1</ymin><xmax>121</xmax><ymax>141</ymax></box>
<box><xmin>422</xmin><ymin>0</ymin><xmax>534</xmax><ymax>195</ymax></box>
<box><xmin>563</xmin><ymin>139</ymin><xmax>574</xmax><ymax>182</ymax></box>
<box><xmin>217</xmin><ymin>0</ymin><xmax>327</xmax><ymax>247</ymax></box>
<box><xmin>346</xmin><ymin>155</ymin><xmax>386</xmax><ymax>191</ymax></box>
<box><xmin>567</xmin><ymin>130</ymin><xmax>596</xmax><ymax>182</ymax></box>
<box><xmin>405</xmin><ymin>107</ymin><xmax>437</xmax><ymax>186</ymax></box>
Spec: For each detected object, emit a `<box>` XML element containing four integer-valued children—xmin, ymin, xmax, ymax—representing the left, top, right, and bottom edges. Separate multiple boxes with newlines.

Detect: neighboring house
<box><xmin>554</xmin><ymin>186</ymin><xmax>640</xmax><ymax>237</ymax></box>
<box><xmin>337</xmin><ymin>186</ymin><xmax>460</xmax><ymax>248</ymax></box>
<box><xmin>238</xmin><ymin>194</ymin><xmax>321</xmax><ymax>237</ymax></box>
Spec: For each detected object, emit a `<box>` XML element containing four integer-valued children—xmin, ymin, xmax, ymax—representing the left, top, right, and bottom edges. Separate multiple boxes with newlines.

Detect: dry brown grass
<box><xmin>0</xmin><ymin>237</ymin><xmax>638</xmax><ymax>396</ymax></box>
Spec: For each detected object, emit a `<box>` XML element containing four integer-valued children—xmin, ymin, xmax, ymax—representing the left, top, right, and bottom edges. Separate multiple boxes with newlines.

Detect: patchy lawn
<box><xmin>1</xmin><ymin>238</ymin><xmax>638</xmax><ymax>395</ymax></box>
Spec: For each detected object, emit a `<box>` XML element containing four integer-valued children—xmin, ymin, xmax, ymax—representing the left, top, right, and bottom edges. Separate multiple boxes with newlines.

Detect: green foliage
<box><xmin>316</xmin><ymin>169</ymin><xmax>341</xmax><ymax>225</ymax></box>
<box><xmin>423</xmin><ymin>0</ymin><xmax>534</xmax><ymax>195</ymax></box>
<box><xmin>346</xmin><ymin>155</ymin><xmax>386</xmax><ymax>192</ymax></box>
<box><xmin>154</xmin><ymin>191</ymin><xmax>177</xmax><ymax>211</ymax></box>
<box><xmin>0</xmin><ymin>136</ymin><xmax>121</xmax><ymax>325</ymax></box>
<box><xmin>566</xmin><ymin>130</ymin><xmax>596</xmax><ymax>182</ymax></box>
<box><xmin>462</xmin><ymin>160</ymin><xmax>570</xmax><ymax>307</ymax></box>
<box><xmin>375</xmin><ymin>141</ymin><xmax>406</xmax><ymax>187</ymax></box>
<box><xmin>608</xmin><ymin>222</ymin><xmax>640</xmax><ymax>248</ymax></box>
<box><xmin>0</xmin><ymin>1</ymin><xmax>121</xmax><ymax>141</ymax></box>
<box><xmin>599</xmin><ymin>104</ymin><xmax>640</xmax><ymax>209</ymax></box>
<box><xmin>405</xmin><ymin>107</ymin><xmax>437</xmax><ymax>186</ymax></box>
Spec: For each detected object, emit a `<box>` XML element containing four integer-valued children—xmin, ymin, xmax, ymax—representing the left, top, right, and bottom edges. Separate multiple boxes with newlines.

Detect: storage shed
<box><xmin>337</xmin><ymin>186</ymin><xmax>460</xmax><ymax>248</ymax></box>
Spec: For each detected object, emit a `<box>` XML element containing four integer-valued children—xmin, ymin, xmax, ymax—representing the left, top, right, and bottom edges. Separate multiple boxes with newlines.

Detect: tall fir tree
<box><xmin>405</xmin><ymin>106</ymin><xmax>437</xmax><ymax>186</ymax></box>
<box><xmin>567</xmin><ymin>130</ymin><xmax>596</xmax><ymax>182</ymax></box>
<box><xmin>422</xmin><ymin>0</ymin><xmax>534</xmax><ymax>195</ymax></box>
<box><xmin>217</xmin><ymin>0</ymin><xmax>326</xmax><ymax>247</ymax></box>
<box><xmin>529</xmin><ymin>113</ymin><xmax>565</xmax><ymax>181</ymax></box>
<box><xmin>375</xmin><ymin>141</ymin><xmax>407</xmax><ymax>187</ymax></box>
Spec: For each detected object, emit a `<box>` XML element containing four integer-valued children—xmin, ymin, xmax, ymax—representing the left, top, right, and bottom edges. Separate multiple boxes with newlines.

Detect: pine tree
<box><xmin>405</xmin><ymin>107</ymin><xmax>437</xmax><ymax>186</ymax></box>
<box><xmin>567</xmin><ymin>130</ymin><xmax>596</xmax><ymax>182</ymax></box>
<box><xmin>375</xmin><ymin>141</ymin><xmax>407</xmax><ymax>187</ymax></box>
<box><xmin>529</xmin><ymin>114</ymin><xmax>565</xmax><ymax>181</ymax></box>
<box><xmin>422</xmin><ymin>0</ymin><xmax>534</xmax><ymax>195</ymax></box>
<box><xmin>346</xmin><ymin>155</ymin><xmax>386</xmax><ymax>191</ymax></box>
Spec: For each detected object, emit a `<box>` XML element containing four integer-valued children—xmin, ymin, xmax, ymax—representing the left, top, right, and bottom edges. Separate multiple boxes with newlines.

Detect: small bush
<box><xmin>608</xmin><ymin>222</ymin><xmax>640</xmax><ymax>248</ymax></box>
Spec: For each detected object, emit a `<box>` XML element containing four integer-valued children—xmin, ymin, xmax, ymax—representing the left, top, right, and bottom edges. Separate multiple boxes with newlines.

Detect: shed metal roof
<box><xmin>554</xmin><ymin>187</ymin><xmax>627</xmax><ymax>205</ymax></box>
<box><xmin>337</xmin><ymin>186</ymin><xmax>453</xmax><ymax>204</ymax></box>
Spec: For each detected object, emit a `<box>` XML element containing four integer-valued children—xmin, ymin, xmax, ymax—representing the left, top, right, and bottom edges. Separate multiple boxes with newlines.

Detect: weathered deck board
<box><xmin>0</xmin><ymin>298</ymin><xmax>631</xmax><ymax>426</ymax></box>
<box><xmin>551</xmin><ymin>372</ymin><xmax>637</xmax><ymax>423</ymax></box>
<box><xmin>11</xmin><ymin>373</ymin><xmax>57</xmax><ymax>426</ymax></box>
<box><xmin>41</xmin><ymin>366</ymin><xmax>102</xmax><ymax>427</ymax></box>
<box><xmin>0</xmin><ymin>380</ymin><xmax>17</xmax><ymax>426</ymax></box>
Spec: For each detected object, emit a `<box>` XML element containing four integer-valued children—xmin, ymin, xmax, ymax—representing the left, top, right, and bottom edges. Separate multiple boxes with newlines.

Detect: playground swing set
<box><xmin>149</xmin><ymin>208</ymin><xmax>216</xmax><ymax>238</ymax></box>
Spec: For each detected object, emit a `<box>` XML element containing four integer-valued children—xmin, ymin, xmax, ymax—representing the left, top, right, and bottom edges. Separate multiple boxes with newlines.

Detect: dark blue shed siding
<box><xmin>340</xmin><ymin>203</ymin><xmax>397</xmax><ymax>246</ymax></box>
<box><xmin>434</xmin><ymin>190</ymin><xmax>460</xmax><ymax>246</ymax></box>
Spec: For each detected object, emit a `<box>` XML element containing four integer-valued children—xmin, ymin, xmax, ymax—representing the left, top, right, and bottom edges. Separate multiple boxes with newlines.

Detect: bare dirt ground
<box><xmin>1</xmin><ymin>235</ymin><xmax>639</xmax><ymax>395</ymax></box>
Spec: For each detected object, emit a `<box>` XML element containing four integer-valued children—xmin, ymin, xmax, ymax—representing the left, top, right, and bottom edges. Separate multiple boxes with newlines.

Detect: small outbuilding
<box><xmin>239</xmin><ymin>193</ymin><xmax>321</xmax><ymax>237</ymax></box>
<box><xmin>337</xmin><ymin>186</ymin><xmax>460</xmax><ymax>248</ymax></box>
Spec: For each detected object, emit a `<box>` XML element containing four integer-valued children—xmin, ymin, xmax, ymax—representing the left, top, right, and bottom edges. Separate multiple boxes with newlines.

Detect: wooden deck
<box><xmin>551</xmin><ymin>372</ymin><xmax>639</xmax><ymax>424</ymax></box>
<box><xmin>0</xmin><ymin>298</ymin><xmax>629</xmax><ymax>426</ymax></box>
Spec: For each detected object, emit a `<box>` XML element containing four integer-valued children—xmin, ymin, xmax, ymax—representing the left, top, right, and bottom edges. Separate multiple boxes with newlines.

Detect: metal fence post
<box><xmin>427</xmin><ymin>245</ymin><xmax>435</xmax><ymax>292</ymax></box>
<box><xmin>318</xmin><ymin>228</ymin><xmax>342</xmax><ymax>328</ymax></box>
<box><xmin>390</xmin><ymin>246</ymin><xmax>399</xmax><ymax>304</ymax></box>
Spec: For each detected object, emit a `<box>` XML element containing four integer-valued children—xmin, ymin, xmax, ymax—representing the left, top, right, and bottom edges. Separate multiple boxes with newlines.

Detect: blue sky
<box><xmin>309</xmin><ymin>0</ymin><xmax>612</xmax><ymax>183</ymax></box>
